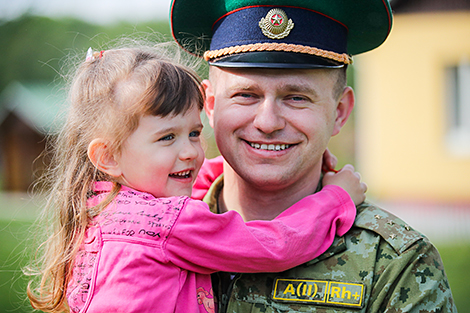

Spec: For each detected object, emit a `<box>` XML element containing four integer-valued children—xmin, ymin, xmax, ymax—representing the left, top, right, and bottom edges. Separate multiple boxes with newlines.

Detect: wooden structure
<box><xmin>0</xmin><ymin>82</ymin><xmax>62</xmax><ymax>191</ymax></box>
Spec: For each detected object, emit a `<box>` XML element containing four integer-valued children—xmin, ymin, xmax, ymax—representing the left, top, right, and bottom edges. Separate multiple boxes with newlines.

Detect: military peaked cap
<box><xmin>170</xmin><ymin>0</ymin><xmax>393</xmax><ymax>68</ymax></box>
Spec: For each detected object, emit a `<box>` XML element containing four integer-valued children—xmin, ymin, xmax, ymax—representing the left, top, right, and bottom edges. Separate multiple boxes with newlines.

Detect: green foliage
<box><xmin>0</xmin><ymin>15</ymin><xmax>171</xmax><ymax>93</ymax></box>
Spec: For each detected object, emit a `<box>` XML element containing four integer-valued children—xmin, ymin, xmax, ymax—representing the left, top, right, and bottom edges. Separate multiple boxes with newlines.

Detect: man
<box><xmin>170</xmin><ymin>0</ymin><xmax>457</xmax><ymax>312</ymax></box>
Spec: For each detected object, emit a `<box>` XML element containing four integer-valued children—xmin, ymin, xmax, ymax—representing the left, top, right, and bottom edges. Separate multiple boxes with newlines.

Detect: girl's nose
<box><xmin>179</xmin><ymin>140</ymin><xmax>200</xmax><ymax>161</ymax></box>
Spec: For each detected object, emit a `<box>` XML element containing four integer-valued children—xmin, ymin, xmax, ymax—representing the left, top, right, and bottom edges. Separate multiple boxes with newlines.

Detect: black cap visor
<box><xmin>209</xmin><ymin>51</ymin><xmax>345</xmax><ymax>69</ymax></box>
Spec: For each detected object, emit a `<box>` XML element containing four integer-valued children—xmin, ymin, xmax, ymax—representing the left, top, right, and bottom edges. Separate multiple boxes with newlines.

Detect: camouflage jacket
<box><xmin>203</xmin><ymin>175</ymin><xmax>457</xmax><ymax>313</ymax></box>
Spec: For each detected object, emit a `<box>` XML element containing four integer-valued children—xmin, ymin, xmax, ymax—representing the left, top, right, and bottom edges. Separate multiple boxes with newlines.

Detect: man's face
<box><xmin>204</xmin><ymin>67</ymin><xmax>353</xmax><ymax>191</ymax></box>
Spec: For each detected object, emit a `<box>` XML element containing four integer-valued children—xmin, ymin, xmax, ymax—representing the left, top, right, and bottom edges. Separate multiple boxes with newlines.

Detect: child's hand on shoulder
<box><xmin>323</xmin><ymin>164</ymin><xmax>367</xmax><ymax>206</ymax></box>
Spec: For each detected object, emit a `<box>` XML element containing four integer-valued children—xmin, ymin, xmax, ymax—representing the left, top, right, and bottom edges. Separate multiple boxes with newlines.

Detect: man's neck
<box><xmin>219</xmin><ymin>162</ymin><xmax>322</xmax><ymax>221</ymax></box>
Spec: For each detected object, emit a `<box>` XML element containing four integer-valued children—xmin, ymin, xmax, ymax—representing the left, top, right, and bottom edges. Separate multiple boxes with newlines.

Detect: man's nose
<box><xmin>252</xmin><ymin>99</ymin><xmax>285</xmax><ymax>134</ymax></box>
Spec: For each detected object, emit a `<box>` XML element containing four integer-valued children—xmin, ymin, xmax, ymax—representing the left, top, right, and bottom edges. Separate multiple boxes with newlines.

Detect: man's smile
<box><xmin>246</xmin><ymin>140</ymin><xmax>292</xmax><ymax>151</ymax></box>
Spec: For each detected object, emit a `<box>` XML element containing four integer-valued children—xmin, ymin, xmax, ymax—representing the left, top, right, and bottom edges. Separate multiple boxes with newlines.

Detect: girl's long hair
<box><xmin>26</xmin><ymin>41</ymin><xmax>204</xmax><ymax>312</ymax></box>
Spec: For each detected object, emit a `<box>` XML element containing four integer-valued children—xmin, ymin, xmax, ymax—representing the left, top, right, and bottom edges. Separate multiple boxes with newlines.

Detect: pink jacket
<box><xmin>67</xmin><ymin>180</ymin><xmax>355</xmax><ymax>313</ymax></box>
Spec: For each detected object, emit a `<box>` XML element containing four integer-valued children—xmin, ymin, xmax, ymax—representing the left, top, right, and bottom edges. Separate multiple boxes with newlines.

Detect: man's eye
<box><xmin>189</xmin><ymin>130</ymin><xmax>201</xmax><ymax>138</ymax></box>
<box><xmin>290</xmin><ymin>96</ymin><xmax>307</xmax><ymax>101</ymax></box>
<box><xmin>233</xmin><ymin>92</ymin><xmax>258</xmax><ymax>105</ymax></box>
<box><xmin>234</xmin><ymin>93</ymin><xmax>255</xmax><ymax>99</ymax></box>
<box><xmin>285</xmin><ymin>95</ymin><xmax>312</xmax><ymax>108</ymax></box>
<box><xmin>158</xmin><ymin>134</ymin><xmax>175</xmax><ymax>141</ymax></box>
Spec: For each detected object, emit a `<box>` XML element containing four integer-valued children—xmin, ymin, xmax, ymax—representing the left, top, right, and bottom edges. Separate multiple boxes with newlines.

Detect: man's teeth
<box><xmin>171</xmin><ymin>170</ymin><xmax>190</xmax><ymax>177</ymax></box>
<box><xmin>250</xmin><ymin>143</ymin><xmax>290</xmax><ymax>151</ymax></box>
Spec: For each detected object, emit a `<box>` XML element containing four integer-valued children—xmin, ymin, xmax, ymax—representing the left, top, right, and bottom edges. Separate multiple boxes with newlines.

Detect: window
<box><xmin>445</xmin><ymin>60</ymin><xmax>470</xmax><ymax>156</ymax></box>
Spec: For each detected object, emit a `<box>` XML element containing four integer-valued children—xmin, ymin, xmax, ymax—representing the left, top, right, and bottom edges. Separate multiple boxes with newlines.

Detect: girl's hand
<box><xmin>323</xmin><ymin>164</ymin><xmax>367</xmax><ymax>206</ymax></box>
<box><xmin>321</xmin><ymin>148</ymin><xmax>338</xmax><ymax>174</ymax></box>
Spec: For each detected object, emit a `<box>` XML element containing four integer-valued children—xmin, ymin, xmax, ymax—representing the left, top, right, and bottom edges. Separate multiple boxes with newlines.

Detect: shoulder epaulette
<box><xmin>354</xmin><ymin>202</ymin><xmax>426</xmax><ymax>255</ymax></box>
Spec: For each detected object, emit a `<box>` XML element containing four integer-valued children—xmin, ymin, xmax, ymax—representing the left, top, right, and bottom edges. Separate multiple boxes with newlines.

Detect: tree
<box><xmin>0</xmin><ymin>15</ymin><xmax>171</xmax><ymax>93</ymax></box>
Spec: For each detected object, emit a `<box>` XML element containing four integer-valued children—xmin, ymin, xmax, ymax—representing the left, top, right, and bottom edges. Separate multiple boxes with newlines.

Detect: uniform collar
<box><xmin>202</xmin><ymin>173</ymin><xmax>225</xmax><ymax>214</ymax></box>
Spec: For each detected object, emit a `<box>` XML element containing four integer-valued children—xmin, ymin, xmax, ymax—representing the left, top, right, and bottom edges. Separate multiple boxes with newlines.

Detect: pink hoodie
<box><xmin>67</xmin><ymin>180</ymin><xmax>355</xmax><ymax>313</ymax></box>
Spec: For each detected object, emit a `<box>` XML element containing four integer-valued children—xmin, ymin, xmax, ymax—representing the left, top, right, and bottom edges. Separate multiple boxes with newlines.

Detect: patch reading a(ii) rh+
<box><xmin>272</xmin><ymin>278</ymin><xmax>366</xmax><ymax>309</ymax></box>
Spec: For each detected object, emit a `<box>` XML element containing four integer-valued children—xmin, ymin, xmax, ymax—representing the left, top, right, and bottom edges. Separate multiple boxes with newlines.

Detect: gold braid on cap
<box><xmin>203</xmin><ymin>42</ymin><xmax>352</xmax><ymax>65</ymax></box>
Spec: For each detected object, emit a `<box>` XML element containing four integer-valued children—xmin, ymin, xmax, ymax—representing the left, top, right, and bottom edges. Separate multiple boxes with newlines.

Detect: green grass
<box><xmin>436</xmin><ymin>242</ymin><xmax>470</xmax><ymax>311</ymax></box>
<box><xmin>1</xmin><ymin>219</ymin><xmax>469</xmax><ymax>312</ymax></box>
<box><xmin>0</xmin><ymin>219</ymin><xmax>34</xmax><ymax>313</ymax></box>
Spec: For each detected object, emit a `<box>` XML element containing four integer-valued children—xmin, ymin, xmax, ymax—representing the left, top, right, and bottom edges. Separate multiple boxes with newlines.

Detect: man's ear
<box><xmin>202</xmin><ymin>79</ymin><xmax>215</xmax><ymax>128</ymax></box>
<box><xmin>332</xmin><ymin>86</ymin><xmax>355</xmax><ymax>136</ymax></box>
<box><xmin>87</xmin><ymin>138</ymin><xmax>122</xmax><ymax>177</ymax></box>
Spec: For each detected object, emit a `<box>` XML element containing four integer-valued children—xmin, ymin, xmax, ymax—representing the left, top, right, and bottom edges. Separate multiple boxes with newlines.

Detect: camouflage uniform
<box><xmin>204</xmin><ymin>176</ymin><xmax>457</xmax><ymax>313</ymax></box>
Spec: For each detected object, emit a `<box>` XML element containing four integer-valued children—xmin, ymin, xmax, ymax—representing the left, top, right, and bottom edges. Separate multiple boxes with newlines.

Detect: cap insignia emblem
<box><xmin>259</xmin><ymin>8</ymin><xmax>294</xmax><ymax>40</ymax></box>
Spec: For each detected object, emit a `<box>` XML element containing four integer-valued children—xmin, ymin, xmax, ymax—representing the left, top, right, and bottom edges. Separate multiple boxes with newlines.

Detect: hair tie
<box><xmin>86</xmin><ymin>47</ymin><xmax>93</xmax><ymax>61</ymax></box>
<box><xmin>85</xmin><ymin>48</ymin><xmax>105</xmax><ymax>62</ymax></box>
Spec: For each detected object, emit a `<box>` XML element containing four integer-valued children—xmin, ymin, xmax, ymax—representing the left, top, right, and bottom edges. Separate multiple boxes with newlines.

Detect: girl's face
<box><xmin>114</xmin><ymin>104</ymin><xmax>205</xmax><ymax>198</ymax></box>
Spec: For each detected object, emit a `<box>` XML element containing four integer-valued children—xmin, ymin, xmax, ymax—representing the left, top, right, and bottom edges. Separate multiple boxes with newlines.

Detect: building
<box><xmin>355</xmin><ymin>0</ymin><xmax>470</xmax><ymax>204</ymax></box>
<box><xmin>0</xmin><ymin>82</ymin><xmax>62</xmax><ymax>191</ymax></box>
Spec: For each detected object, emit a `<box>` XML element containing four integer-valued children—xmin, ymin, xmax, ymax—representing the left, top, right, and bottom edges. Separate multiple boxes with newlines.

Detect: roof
<box><xmin>0</xmin><ymin>82</ymin><xmax>65</xmax><ymax>134</ymax></box>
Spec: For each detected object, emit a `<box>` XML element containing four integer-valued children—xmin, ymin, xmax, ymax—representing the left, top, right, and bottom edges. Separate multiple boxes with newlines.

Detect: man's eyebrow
<box><xmin>228</xmin><ymin>83</ymin><xmax>260</xmax><ymax>91</ymax></box>
<box><xmin>226</xmin><ymin>81</ymin><xmax>319</xmax><ymax>98</ymax></box>
<box><xmin>281</xmin><ymin>83</ymin><xmax>319</xmax><ymax>98</ymax></box>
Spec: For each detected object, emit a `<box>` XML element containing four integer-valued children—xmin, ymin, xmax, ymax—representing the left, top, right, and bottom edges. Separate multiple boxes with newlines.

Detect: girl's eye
<box><xmin>158</xmin><ymin>134</ymin><xmax>175</xmax><ymax>141</ymax></box>
<box><xmin>189</xmin><ymin>130</ymin><xmax>201</xmax><ymax>138</ymax></box>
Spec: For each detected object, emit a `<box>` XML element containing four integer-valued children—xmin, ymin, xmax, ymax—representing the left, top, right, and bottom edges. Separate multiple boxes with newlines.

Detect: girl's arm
<box><xmin>164</xmin><ymin>185</ymin><xmax>355</xmax><ymax>274</ymax></box>
<box><xmin>192</xmin><ymin>152</ymin><xmax>339</xmax><ymax>200</ymax></box>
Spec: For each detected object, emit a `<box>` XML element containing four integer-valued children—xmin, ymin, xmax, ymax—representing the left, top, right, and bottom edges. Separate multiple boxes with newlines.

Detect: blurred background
<box><xmin>0</xmin><ymin>0</ymin><xmax>469</xmax><ymax>311</ymax></box>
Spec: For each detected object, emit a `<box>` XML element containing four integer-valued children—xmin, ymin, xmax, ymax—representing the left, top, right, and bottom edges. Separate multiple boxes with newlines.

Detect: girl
<box><xmin>27</xmin><ymin>44</ymin><xmax>365</xmax><ymax>313</ymax></box>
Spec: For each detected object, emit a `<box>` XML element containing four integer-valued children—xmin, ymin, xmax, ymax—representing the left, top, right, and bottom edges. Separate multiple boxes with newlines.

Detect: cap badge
<box><xmin>259</xmin><ymin>8</ymin><xmax>294</xmax><ymax>40</ymax></box>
